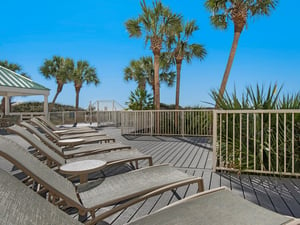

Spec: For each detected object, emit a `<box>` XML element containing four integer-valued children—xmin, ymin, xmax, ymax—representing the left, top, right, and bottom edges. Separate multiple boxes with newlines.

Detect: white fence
<box><xmin>213</xmin><ymin>110</ymin><xmax>300</xmax><ymax>176</ymax></box>
<box><xmin>121</xmin><ymin>110</ymin><xmax>213</xmax><ymax>136</ymax></box>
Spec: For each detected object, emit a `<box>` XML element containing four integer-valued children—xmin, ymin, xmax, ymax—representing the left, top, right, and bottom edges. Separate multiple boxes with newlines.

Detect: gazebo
<box><xmin>0</xmin><ymin>65</ymin><xmax>49</xmax><ymax>115</ymax></box>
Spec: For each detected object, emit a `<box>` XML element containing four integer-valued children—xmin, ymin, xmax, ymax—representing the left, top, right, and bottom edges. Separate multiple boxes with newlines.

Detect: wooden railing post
<box><xmin>212</xmin><ymin>110</ymin><xmax>218</xmax><ymax>172</ymax></box>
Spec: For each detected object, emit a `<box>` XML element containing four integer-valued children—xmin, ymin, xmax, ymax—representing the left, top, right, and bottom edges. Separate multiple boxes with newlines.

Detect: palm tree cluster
<box><xmin>125</xmin><ymin>0</ymin><xmax>207</xmax><ymax>110</ymax></box>
<box><xmin>125</xmin><ymin>0</ymin><xmax>278</xmax><ymax>109</ymax></box>
<box><xmin>39</xmin><ymin>56</ymin><xmax>99</xmax><ymax>113</ymax></box>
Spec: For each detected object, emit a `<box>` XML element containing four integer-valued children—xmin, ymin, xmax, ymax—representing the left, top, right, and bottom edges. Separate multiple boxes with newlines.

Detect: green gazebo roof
<box><xmin>0</xmin><ymin>66</ymin><xmax>49</xmax><ymax>96</ymax></box>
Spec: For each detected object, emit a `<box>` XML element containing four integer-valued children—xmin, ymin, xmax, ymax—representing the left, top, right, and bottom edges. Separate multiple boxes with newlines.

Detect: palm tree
<box><xmin>205</xmin><ymin>0</ymin><xmax>278</xmax><ymax>104</ymax></box>
<box><xmin>125</xmin><ymin>0</ymin><xmax>181</xmax><ymax>110</ymax></box>
<box><xmin>166</xmin><ymin>20</ymin><xmax>207</xmax><ymax>109</ymax></box>
<box><xmin>0</xmin><ymin>61</ymin><xmax>28</xmax><ymax>76</ymax></box>
<box><xmin>40</xmin><ymin>56</ymin><xmax>74</xmax><ymax>110</ymax></box>
<box><xmin>124</xmin><ymin>58</ymin><xmax>147</xmax><ymax>92</ymax></box>
<box><xmin>71</xmin><ymin>60</ymin><xmax>99</xmax><ymax>112</ymax></box>
<box><xmin>0</xmin><ymin>60</ymin><xmax>29</xmax><ymax>114</ymax></box>
<box><xmin>124</xmin><ymin>56</ymin><xmax>175</xmax><ymax>96</ymax></box>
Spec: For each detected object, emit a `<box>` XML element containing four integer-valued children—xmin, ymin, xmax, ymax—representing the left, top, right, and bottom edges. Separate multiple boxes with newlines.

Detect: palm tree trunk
<box><xmin>175</xmin><ymin>60</ymin><xmax>182</xmax><ymax>133</ymax></box>
<box><xmin>175</xmin><ymin>60</ymin><xmax>182</xmax><ymax>110</ymax></box>
<box><xmin>50</xmin><ymin>84</ymin><xmax>63</xmax><ymax>111</ymax></box>
<box><xmin>217</xmin><ymin>30</ymin><xmax>242</xmax><ymax>107</ymax></box>
<box><xmin>74</xmin><ymin>86</ymin><xmax>81</xmax><ymax>127</ymax></box>
<box><xmin>153</xmin><ymin>54</ymin><xmax>160</xmax><ymax>110</ymax></box>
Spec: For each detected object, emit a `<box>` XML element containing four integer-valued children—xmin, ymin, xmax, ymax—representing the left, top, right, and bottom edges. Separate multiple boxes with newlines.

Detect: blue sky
<box><xmin>1</xmin><ymin>0</ymin><xmax>300</xmax><ymax>109</ymax></box>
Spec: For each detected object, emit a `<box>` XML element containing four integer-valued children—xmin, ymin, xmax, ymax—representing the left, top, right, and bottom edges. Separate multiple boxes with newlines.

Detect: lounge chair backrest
<box><xmin>19</xmin><ymin>121</ymin><xmax>63</xmax><ymax>154</ymax></box>
<box><xmin>31</xmin><ymin>117</ymin><xmax>60</xmax><ymax>141</ymax></box>
<box><xmin>7</xmin><ymin>125</ymin><xmax>66</xmax><ymax>166</ymax></box>
<box><xmin>38</xmin><ymin>115</ymin><xmax>58</xmax><ymax>131</ymax></box>
<box><xmin>0</xmin><ymin>169</ymin><xmax>83</xmax><ymax>225</ymax></box>
<box><xmin>0</xmin><ymin>136</ymin><xmax>81</xmax><ymax>208</ymax></box>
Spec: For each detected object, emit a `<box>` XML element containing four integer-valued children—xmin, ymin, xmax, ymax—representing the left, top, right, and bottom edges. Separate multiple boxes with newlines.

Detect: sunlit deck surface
<box><xmin>1</xmin><ymin>126</ymin><xmax>300</xmax><ymax>224</ymax></box>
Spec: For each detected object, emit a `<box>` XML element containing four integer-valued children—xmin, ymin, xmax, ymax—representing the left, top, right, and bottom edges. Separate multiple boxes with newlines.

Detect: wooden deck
<box><xmin>101</xmin><ymin>127</ymin><xmax>300</xmax><ymax>224</ymax></box>
<box><xmin>1</xmin><ymin>126</ymin><xmax>300</xmax><ymax>224</ymax></box>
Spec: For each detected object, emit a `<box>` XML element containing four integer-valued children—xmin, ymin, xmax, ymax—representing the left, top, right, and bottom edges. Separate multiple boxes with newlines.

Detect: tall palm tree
<box><xmin>124</xmin><ymin>56</ymin><xmax>175</xmax><ymax>95</ymax></box>
<box><xmin>205</xmin><ymin>0</ymin><xmax>278</xmax><ymax>104</ymax></box>
<box><xmin>125</xmin><ymin>0</ymin><xmax>181</xmax><ymax>110</ymax></box>
<box><xmin>166</xmin><ymin>20</ymin><xmax>207</xmax><ymax>109</ymax></box>
<box><xmin>0</xmin><ymin>60</ymin><xmax>29</xmax><ymax>114</ymax></box>
<box><xmin>71</xmin><ymin>60</ymin><xmax>99</xmax><ymax>112</ymax></box>
<box><xmin>40</xmin><ymin>56</ymin><xmax>74</xmax><ymax>110</ymax></box>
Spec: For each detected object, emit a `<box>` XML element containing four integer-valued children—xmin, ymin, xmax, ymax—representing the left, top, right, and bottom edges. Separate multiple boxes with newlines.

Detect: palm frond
<box><xmin>249</xmin><ymin>0</ymin><xmax>278</xmax><ymax>16</ymax></box>
<box><xmin>210</xmin><ymin>14</ymin><xmax>228</xmax><ymax>29</ymax></box>
<box><xmin>125</xmin><ymin>19</ymin><xmax>142</xmax><ymax>37</ymax></box>
<box><xmin>184</xmin><ymin>20</ymin><xmax>199</xmax><ymax>38</ymax></box>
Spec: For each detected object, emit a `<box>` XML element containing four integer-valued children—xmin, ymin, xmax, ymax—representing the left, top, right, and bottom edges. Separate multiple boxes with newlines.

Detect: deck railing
<box><xmin>213</xmin><ymin>110</ymin><xmax>300</xmax><ymax>176</ymax></box>
<box><xmin>48</xmin><ymin>110</ymin><xmax>122</xmax><ymax>126</ymax></box>
<box><xmin>45</xmin><ymin>109</ymin><xmax>300</xmax><ymax>176</ymax></box>
<box><xmin>120</xmin><ymin>110</ymin><xmax>213</xmax><ymax>136</ymax></box>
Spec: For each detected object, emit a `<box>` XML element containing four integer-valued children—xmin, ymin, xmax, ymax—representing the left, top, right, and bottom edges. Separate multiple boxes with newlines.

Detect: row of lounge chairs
<box><xmin>0</xmin><ymin>116</ymin><xmax>299</xmax><ymax>224</ymax></box>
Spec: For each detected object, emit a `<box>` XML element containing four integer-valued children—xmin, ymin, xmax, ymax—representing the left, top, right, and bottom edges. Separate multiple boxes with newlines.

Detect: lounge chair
<box><xmin>16</xmin><ymin>122</ymin><xmax>131</xmax><ymax>158</ymax></box>
<box><xmin>30</xmin><ymin>118</ymin><xmax>115</xmax><ymax>146</ymax></box>
<box><xmin>2</xmin><ymin>170</ymin><xmax>299</xmax><ymax>225</ymax></box>
<box><xmin>0</xmin><ymin>136</ymin><xmax>203</xmax><ymax>224</ymax></box>
<box><xmin>7</xmin><ymin>125</ymin><xmax>153</xmax><ymax>173</ymax></box>
<box><xmin>125</xmin><ymin>187</ymin><xmax>300</xmax><ymax>225</ymax></box>
<box><xmin>0</xmin><ymin>168</ymin><xmax>83</xmax><ymax>225</ymax></box>
<box><xmin>38</xmin><ymin>115</ymin><xmax>97</xmax><ymax>135</ymax></box>
<box><xmin>31</xmin><ymin>117</ymin><xmax>107</xmax><ymax>139</ymax></box>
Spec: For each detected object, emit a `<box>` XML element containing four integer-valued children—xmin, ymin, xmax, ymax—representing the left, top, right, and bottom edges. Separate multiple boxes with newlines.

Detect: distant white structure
<box><xmin>90</xmin><ymin>100</ymin><xmax>125</xmax><ymax>111</ymax></box>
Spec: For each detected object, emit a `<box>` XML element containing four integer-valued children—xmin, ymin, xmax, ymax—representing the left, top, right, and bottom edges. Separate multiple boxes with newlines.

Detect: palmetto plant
<box><xmin>166</xmin><ymin>20</ymin><xmax>207</xmax><ymax>110</ymax></box>
<box><xmin>205</xmin><ymin>0</ymin><xmax>278</xmax><ymax>104</ymax></box>
<box><xmin>212</xmin><ymin>84</ymin><xmax>300</xmax><ymax>174</ymax></box>
<box><xmin>125</xmin><ymin>0</ymin><xmax>181</xmax><ymax>110</ymax></box>
<box><xmin>40</xmin><ymin>56</ymin><xmax>74</xmax><ymax>110</ymax></box>
<box><xmin>126</xmin><ymin>88</ymin><xmax>153</xmax><ymax>110</ymax></box>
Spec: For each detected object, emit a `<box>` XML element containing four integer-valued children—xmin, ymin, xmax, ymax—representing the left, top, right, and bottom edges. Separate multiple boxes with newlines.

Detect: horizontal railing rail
<box><xmin>213</xmin><ymin>110</ymin><xmax>300</xmax><ymax>176</ymax></box>
<box><xmin>9</xmin><ymin>112</ymin><xmax>46</xmax><ymax>121</ymax></box>
<box><xmin>48</xmin><ymin>110</ymin><xmax>123</xmax><ymax>127</ymax></box>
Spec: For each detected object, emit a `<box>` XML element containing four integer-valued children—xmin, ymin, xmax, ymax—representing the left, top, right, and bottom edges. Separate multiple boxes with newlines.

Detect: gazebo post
<box><xmin>44</xmin><ymin>95</ymin><xmax>49</xmax><ymax>119</ymax></box>
<box><xmin>4</xmin><ymin>96</ymin><xmax>9</xmax><ymax>115</ymax></box>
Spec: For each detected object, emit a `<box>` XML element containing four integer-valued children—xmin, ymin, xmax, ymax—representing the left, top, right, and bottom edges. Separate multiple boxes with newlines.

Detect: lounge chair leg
<box><xmin>78</xmin><ymin>213</ymin><xmax>88</xmax><ymax>222</ymax></box>
<box><xmin>171</xmin><ymin>189</ymin><xmax>182</xmax><ymax>200</ymax></box>
<box><xmin>129</xmin><ymin>162</ymin><xmax>136</xmax><ymax>170</ymax></box>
